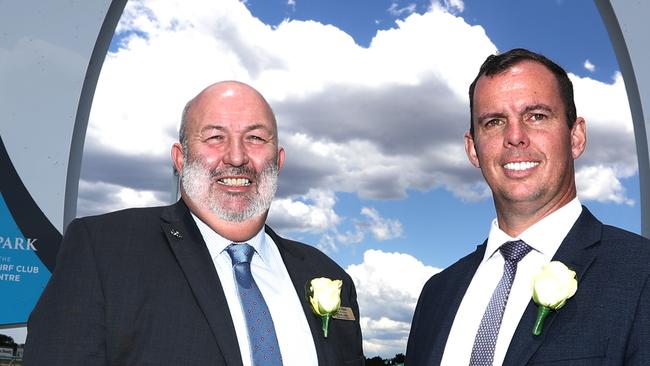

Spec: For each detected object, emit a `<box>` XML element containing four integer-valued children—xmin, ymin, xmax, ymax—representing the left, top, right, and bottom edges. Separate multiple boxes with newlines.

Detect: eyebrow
<box><xmin>199</xmin><ymin>123</ymin><xmax>274</xmax><ymax>135</ymax></box>
<box><xmin>243</xmin><ymin>123</ymin><xmax>274</xmax><ymax>134</ymax></box>
<box><xmin>522</xmin><ymin>104</ymin><xmax>553</xmax><ymax>114</ymax></box>
<box><xmin>476</xmin><ymin>104</ymin><xmax>554</xmax><ymax>122</ymax></box>
<box><xmin>476</xmin><ymin>112</ymin><xmax>507</xmax><ymax>122</ymax></box>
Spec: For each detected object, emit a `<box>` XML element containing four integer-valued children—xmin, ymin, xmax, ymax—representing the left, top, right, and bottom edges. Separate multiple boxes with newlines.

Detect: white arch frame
<box><xmin>595</xmin><ymin>0</ymin><xmax>650</xmax><ymax>237</ymax></box>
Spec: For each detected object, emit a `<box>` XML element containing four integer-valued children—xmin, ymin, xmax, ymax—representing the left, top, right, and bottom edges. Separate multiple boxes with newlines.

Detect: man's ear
<box><xmin>570</xmin><ymin>117</ymin><xmax>587</xmax><ymax>160</ymax></box>
<box><xmin>465</xmin><ymin>131</ymin><xmax>480</xmax><ymax>168</ymax></box>
<box><xmin>277</xmin><ymin>147</ymin><xmax>285</xmax><ymax>173</ymax></box>
<box><xmin>171</xmin><ymin>143</ymin><xmax>185</xmax><ymax>173</ymax></box>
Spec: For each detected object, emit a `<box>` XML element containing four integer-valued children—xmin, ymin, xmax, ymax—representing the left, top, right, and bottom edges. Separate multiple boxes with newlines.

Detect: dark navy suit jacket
<box><xmin>406</xmin><ymin>207</ymin><xmax>650</xmax><ymax>365</ymax></box>
<box><xmin>24</xmin><ymin>200</ymin><xmax>364</xmax><ymax>365</ymax></box>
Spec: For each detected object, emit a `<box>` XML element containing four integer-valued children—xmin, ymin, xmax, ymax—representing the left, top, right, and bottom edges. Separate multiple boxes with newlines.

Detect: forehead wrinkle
<box><xmin>245</xmin><ymin>123</ymin><xmax>275</xmax><ymax>136</ymax></box>
<box><xmin>197</xmin><ymin>124</ymin><xmax>225</xmax><ymax>135</ymax></box>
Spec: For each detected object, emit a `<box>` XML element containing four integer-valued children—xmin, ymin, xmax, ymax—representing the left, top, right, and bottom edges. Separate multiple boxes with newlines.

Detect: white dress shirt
<box><xmin>441</xmin><ymin>198</ymin><xmax>582</xmax><ymax>366</ymax></box>
<box><xmin>192</xmin><ymin>214</ymin><xmax>319</xmax><ymax>366</ymax></box>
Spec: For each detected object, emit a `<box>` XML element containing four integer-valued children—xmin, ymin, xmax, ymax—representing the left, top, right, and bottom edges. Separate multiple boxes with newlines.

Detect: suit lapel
<box><xmin>265</xmin><ymin>226</ymin><xmax>331</xmax><ymax>365</ymax></box>
<box><xmin>503</xmin><ymin>207</ymin><xmax>601</xmax><ymax>366</ymax></box>
<box><xmin>426</xmin><ymin>243</ymin><xmax>486</xmax><ymax>365</ymax></box>
<box><xmin>161</xmin><ymin>201</ymin><xmax>243</xmax><ymax>366</ymax></box>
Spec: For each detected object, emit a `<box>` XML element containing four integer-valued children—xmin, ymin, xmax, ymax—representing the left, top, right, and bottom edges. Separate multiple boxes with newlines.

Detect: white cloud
<box><xmin>388</xmin><ymin>2</ymin><xmax>417</xmax><ymax>17</ymax></box>
<box><xmin>83</xmin><ymin>0</ymin><xmax>637</xmax><ymax>230</ymax></box>
<box><xmin>319</xmin><ymin>207</ymin><xmax>403</xmax><ymax>251</ymax></box>
<box><xmin>86</xmin><ymin>0</ymin><xmax>498</xmax><ymax>224</ymax></box>
<box><xmin>583</xmin><ymin>59</ymin><xmax>596</xmax><ymax>72</ymax></box>
<box><xmin>347</xmin><ymin>250</ymin><xmax>441</xmax><ymax>358</ymax></box>
<box><xmin>430</xmin><ymin>0</ymin><xmax>465</xmax><ymax>13</ymax></box>
<box><xmin>571</xmin><ymin>72</ymin><xmax>637</xmax><ymax>204</ymax></box>
<box><xmin>77</xmin><ymin>180</ymin><xmax>167</xmax><ymax>216</ymax></box>
<box><xmin>268</xmin><ymin>189</ymin><xmax>340</xmax><ymax>233</ymax></box>
<box><xmin>269</xmin><ymin>191</ymin><xmax>404</xmax><ymax>252</ymax></box>
<box><xmin>576</xmin><ymin>165</ymin><xmax>634</xmax><ymax>205</ymax></box>
<box><xmin>360</xmin><ymin>207</ymin><xmax>403</xmax><ymax>241</ymax></box>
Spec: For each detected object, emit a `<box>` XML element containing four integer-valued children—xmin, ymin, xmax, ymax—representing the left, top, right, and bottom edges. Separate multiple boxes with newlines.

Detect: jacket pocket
<box><xmin>528</xmin><ymin>337</ymin><xmax>607</xmax><ymax>365</ymax></box>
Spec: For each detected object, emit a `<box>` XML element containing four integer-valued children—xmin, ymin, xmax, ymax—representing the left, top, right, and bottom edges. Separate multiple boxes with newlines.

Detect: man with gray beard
<box><xmin>25</xmin><ymin>81</ymin><xmax>364</xmax><ymax>366</ymax></box>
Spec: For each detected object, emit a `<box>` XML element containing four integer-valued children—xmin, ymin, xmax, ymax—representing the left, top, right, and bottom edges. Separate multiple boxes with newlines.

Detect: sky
<box><xmin>3</xmin><ymin>0</ymin><xmax>641</xmax><ymax>358</ymax></box>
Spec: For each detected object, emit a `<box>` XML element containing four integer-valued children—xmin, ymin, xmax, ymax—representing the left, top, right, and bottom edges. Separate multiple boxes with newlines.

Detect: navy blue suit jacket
<box><xmin>406</xmin><ymin>207</ymin><xmax>650</xmax><ymax>365</ymax></box>
<box><xmin>24</xmin><ymin>200</ymin><xmax>364</xmax><ymax>365</ymax></box>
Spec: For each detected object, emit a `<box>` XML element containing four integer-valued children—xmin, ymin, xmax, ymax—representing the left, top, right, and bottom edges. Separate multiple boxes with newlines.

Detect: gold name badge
<box><xmin>332</xmin><ymin>306</ymin><xmax>355</xmax><ymax>321</ymax></box>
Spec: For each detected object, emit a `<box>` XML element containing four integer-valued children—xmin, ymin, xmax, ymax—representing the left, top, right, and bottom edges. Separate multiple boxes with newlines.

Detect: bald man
<box><xmin>25</xmin><ymin>81</ymin><xmax>364</xmax><ymax>366</ymax></box>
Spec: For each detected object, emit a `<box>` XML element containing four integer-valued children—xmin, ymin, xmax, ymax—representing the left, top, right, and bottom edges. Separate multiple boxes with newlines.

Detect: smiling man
<box><xmin>24</xmin><ymin>81</ymin><xmax>364</xmax><ymax>366</ymax></box>
<box><xmin>406</xmin><ymin>48</ymin><xmax>650</xmax><ymax>365</ymax></box>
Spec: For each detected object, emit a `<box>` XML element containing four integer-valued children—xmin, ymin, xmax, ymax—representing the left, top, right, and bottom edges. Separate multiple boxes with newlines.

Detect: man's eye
<box><xmin>247</xmin><ymin>135</ymin><xmax>267</xmax><ymax>143</ymax></box>
<box><xmin>484</xmin><ymin>119</ymin><xmax>503</xmax><ymax>128</ymax></box>
<box><xmin>206</xmin><ymin>135</ymin><xmax>224</xmax><ymax>141</ymax></box>
<box><xmin>530</xmin><ymin>113</ymin><xmax>546</xmax><ymax>122</ymax></box>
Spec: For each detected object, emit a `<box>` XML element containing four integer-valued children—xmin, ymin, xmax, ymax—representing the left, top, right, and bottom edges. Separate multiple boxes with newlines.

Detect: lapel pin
<box><xmin>170</xmin><ymin>228</ymin><xmax>183</xmax><ymax>239</ymax></box>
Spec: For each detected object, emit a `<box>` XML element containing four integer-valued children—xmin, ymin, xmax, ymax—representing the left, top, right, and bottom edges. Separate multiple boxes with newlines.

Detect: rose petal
<box><xmin>532</xmin><ymin>261</ymin><xmax>577</xmax><ymax>309</ymax></box>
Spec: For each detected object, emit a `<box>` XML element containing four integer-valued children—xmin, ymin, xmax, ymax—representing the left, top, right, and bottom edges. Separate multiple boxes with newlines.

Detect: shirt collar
<box><xmin>484</xmin><ymin>197</ymin><xmax>582</xmax><ymax>261</ymax></box>
<box><xmin>190</xmin><ymin>213</ymin><xmax>269</xmax><ymax>264</ymax></box>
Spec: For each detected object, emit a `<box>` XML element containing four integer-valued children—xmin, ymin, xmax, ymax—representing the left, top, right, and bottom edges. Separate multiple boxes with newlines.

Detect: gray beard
<box><xmin>181</xmin><ymin>158</ymin><xmax>278</xmax><ymax>222</ymax></box>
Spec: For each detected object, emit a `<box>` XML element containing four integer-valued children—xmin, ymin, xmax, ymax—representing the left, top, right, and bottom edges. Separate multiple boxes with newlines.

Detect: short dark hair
<box><xmin>468</xmin><ymin>48</ymin><xmax>576</xmax><ymax>136</ymax></box>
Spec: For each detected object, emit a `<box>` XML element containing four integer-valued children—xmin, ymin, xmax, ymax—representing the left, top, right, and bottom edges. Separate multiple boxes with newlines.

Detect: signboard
<box><xmin>0</xmin><ymin>0</ymin><xmax>123</xmax><ymax>326</ymax></box>
<box><xmin>0</xmin><ymin>138</ymin><xmax>59</xmax><ymax>325</ymax></box>
<box><xmin>0</xmin><ymin>347</ymin><xmax>13</xmax><ymax>358</ymax></box>
<box><xmin>0</xmin><ymin>196</ymin><xmax>53</xmax><ymax>325</ymax></box>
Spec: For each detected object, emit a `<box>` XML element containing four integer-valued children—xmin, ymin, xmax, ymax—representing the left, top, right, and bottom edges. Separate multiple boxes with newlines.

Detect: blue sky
<box><xmin>39</xmin><ymin>0</ymin><xmax>636</xmax><ymax>358</ymax></box>
<box><xmin>238</xmin><ymin>0</ymin><xmax>639</xmax><ymax>269</ymax></box>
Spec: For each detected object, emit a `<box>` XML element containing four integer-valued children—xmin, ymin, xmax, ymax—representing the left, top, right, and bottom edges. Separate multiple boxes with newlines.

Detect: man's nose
<box><xmin>503</xmin><ymin>120</ymin><xmax>530</xmax><ymax>148</ymax></box>
<box><xmin>223</xmin><ymin>139</ymin><xmax>249</xmax><ymax>166</ymax></box>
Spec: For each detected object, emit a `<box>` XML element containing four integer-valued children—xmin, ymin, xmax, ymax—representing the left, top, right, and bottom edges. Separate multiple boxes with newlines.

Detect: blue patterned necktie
<box><xmin>469</xmin><ymin>240</ymin><xmax>532</xmax><ymax>366</ymax></box>
<box><xmin>226</xmin><ymin>243</ymin><xmax>283</xmax><ymax>365</ymax></box>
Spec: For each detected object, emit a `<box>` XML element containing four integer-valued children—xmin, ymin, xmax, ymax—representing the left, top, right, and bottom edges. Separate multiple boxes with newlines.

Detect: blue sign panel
<box><xmin>0</xmin><ymin>137</ymin><xmax>61</xmax><ymax>325</ymax></box>
<box><xmin>0</xmin><ymin>194</ymin><xmax>52</xmax><ymax>324</ymax></box>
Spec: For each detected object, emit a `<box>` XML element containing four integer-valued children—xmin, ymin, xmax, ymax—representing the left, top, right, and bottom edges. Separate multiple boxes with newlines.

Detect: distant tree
<box><xmin>394</xmin><ymin>353</ymin><xmax>405</xmax><ymax>363</ymax></box>
<box><xmin>0</xmin><ymin>334</ymin><xmax>16</xmax><ymax>347</ymax></box>
<box><xmin>0</xmin><ymin>334</ymin><xmax>17</xmax><ymax>353</ymax></box>
<box><xmin>365</xmin><ymin>356</ymin><xmax>384</xmax><ymax>366</ymax></box>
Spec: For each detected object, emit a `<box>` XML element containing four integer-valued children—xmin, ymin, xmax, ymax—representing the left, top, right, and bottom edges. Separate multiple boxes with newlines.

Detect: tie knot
<box><xmin>499</xmin><ymin>240</ymin><xmax>531</xmax><ymax>263</ymax></box>
<box><xmin>226</xmin><ymin>243</ymin><xmax>255</xmax><ymax>265</ymax></box>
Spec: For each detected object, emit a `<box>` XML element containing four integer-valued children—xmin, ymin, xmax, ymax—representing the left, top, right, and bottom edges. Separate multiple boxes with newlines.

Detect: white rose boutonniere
<box><xmin>532</xmin><ymin>261</ymin><xmax>577</xmax><ymax>336</ymax></box>
<box><xmin>306</xmin><ymin>277</ymin><xmax>342</xmax><ymax>338</ymax></box>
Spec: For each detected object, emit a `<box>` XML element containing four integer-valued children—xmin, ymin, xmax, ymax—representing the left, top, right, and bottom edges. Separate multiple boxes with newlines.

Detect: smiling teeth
<box><xmin>504</xmin><ymin>161</ymin><xmax>539</xmax><ymax>171</ymax></box>
<box><xmin>218</xmin><ymin>178</ymin><xmax>251</xmax><ymax>186</ymax></box>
